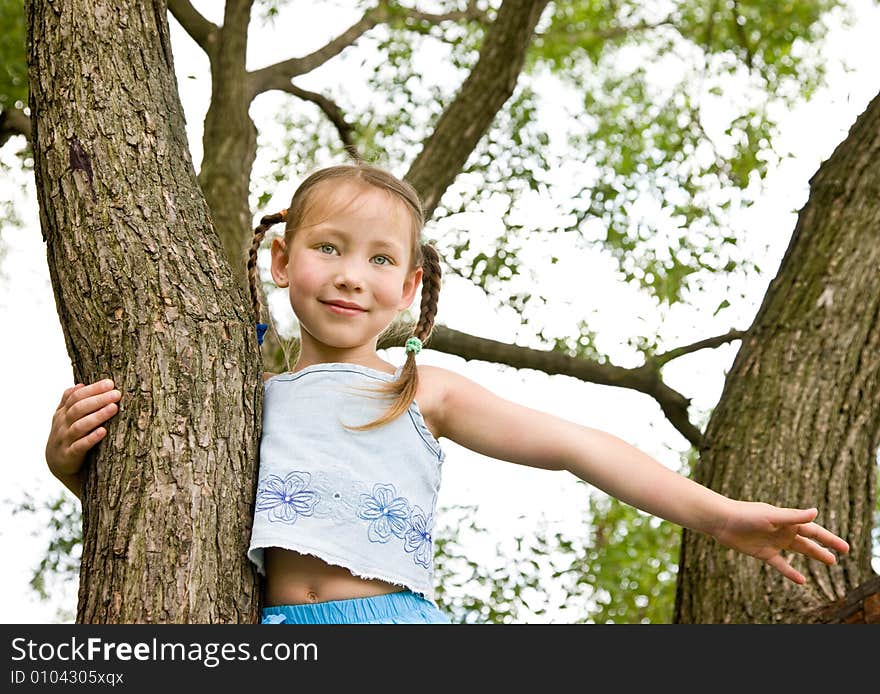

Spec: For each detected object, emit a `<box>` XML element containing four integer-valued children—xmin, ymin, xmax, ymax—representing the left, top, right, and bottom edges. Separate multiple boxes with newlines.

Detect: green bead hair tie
<box><xmin>404</xmin><ymin>337</ymin><xmax>423</xmax><ymax>355</ymax></box>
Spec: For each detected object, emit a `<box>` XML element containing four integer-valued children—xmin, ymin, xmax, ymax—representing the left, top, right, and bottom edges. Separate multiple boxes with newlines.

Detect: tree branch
<box><xmin>222</xmin><ymin>0</ymin><xmax>254</xmax><ymax>48</ymax></box>
<box><xmin>167</xmin><ymin>0</ymin><xmax>220</xmax><ymax>56</ymax></box>
<box><xmin>813</xmin><ymin>575</ymin><xmax>880</xmax><ymax>624</ymax></box>
<box><xmin>548</xmin><ymin>17</ymin><xmax>676</xmax><ymax>45</ymax></box>
<box><xmin>0</xmin><ymin>107</ymin><xmax>32</xmax><ymax>147</ymax></box>
<box><xmin>274</xmin><ymin>82</ymin><xmax>361</xmax><ymax>162</ymax></box>
<box><xmin>401</xmin><ymin>1</ymin><xmax>490</xmax><ymax>26</ymax></box>
<box><xmin>248</xmin><ymin>4</ymin><xmax>388</xmax><ymax>97</ymax></box>
<box><xmin>653</xmin><ymin>329</ymin><xmax>745</xmax><ymax>367</ymax></box>
<box><xmin>248</xmin><ymin>1</ymin><xmax>490</xmax><ymax>97</ymax></box>
<box><xmin>379</xmin><ymin>324</ymin><xmax>705</xmax><ymax>447</ymax></box>
<box><xmin>405</xmin><ymin>0</ymin><xmax>551</xmax><ymax>219</ymax></box>
<box><xmin>731</xmin><ymin>1</ymin><xmax>754</xmax><ymax>70</ymax></box>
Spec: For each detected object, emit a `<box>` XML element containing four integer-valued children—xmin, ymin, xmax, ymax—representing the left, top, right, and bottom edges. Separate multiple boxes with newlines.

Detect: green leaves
<box><xmin>248</xmin><ymin>0</ymin><xmax>843</xmax><ymax>325</ymax></box>
<box><xmin>582</xmin><ymin>495</ymin><xmax>680</xmax><ymax>624</ymax></box>
<box><xmin>433</xmin><ymin>492</ymin><xmax>681</xmax><ymax>623</ymax></box>
<box><xmin>517</xmin><ymin>0</ymin><xmax>842</xmax><ymax>309</ymax></box>
<box><xmin>432</xmin><ymin>449</ymin><xmax>695</xmax><ymax>623</ymax></box>
<box><xmin>10</xmin><ymin>490</ymin><xmax>81</xmax><ymax>621</ymax></box>
<box><xmin>0</xmin><ymin>0</ymin><xmax>27</xmax><ymax>110</ymax></box>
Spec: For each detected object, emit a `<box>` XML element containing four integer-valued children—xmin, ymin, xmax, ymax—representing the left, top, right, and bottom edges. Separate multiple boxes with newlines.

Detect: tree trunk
<box><xmin>674</xmin><ymin>92</ymin><xmax>880</xmax><ymax>623</ymax></box>
<box><xmin>196</xmin><ymin>0</ymin><xmax>258</xmax><ymax>291</ymax></box>
<box><xmin>26</xmin><ymin>0</ymin><xmax>262</xmax><ymax>623</ymax></box>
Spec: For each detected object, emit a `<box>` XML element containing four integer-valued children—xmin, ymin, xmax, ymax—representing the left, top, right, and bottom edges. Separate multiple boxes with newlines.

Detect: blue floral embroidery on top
<box><xmin>404</xmin><ymin>505</ymin><xmax>433</xmax><ymax>568</ymax></box>
<box><xmin>357</xmin><ymin>483</ymin><xmax>410</xmax><ymax>543</ymax></box>
<box><xmin>255</xmin><ymin>471</ymin><xmax>319</xmax><ymax>524</ymax></box>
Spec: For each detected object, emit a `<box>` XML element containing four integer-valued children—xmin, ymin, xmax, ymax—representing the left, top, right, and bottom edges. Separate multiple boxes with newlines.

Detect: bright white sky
<box><xmin>2</xmin><ymin>1</ymin><xmax>879</xmax><ymax>624</ymax></box>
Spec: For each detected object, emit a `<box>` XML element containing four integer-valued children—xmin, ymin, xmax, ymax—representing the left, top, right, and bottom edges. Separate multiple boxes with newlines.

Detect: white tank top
<box><xmin>247</xmin><ymin>362</ymin><xmax>445</xmax><ymax>603</ymax></box>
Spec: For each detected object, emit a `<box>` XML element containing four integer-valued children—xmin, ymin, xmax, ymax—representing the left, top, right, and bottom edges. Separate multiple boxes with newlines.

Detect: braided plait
<box><xmin>247</xmin><ymin>210</ymin><xmax>287</xmax><ymax>327</ymax></box>
<box><xmin>414</xmin><ymin>243</ymin><xmax>442</xmax><ymax>343</ymax></box>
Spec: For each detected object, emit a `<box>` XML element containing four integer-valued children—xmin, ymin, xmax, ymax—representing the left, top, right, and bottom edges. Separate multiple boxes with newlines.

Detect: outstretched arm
<box><xmin>429</xmin><ymin>367</ymin><xmax>849</xmax><ymax>584</ymax></box>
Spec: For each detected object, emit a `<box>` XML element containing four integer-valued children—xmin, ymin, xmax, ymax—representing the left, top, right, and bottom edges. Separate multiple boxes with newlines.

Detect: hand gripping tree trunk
<box><xmin>674</xmin><ymin>92</ymin><xmax>880</xmax><ymax>623</ymax></box>
<box><xmin>26</xmin><ymin>1</ymin><xmax>262</xmax><ymax>622</ymax></box>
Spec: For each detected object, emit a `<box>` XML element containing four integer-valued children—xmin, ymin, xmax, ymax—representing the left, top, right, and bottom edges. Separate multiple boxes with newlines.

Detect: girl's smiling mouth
<box><xmin>320</xmin><ymin>299</ymin><xmax>367</xmax><ymax>315</ymax></box>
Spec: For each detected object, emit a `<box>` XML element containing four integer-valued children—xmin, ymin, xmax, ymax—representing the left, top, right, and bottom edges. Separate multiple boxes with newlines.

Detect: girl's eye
<box><xmin>372</xmin><ymin>255</ymin><xmax>392</xmax><ymax>266</ymax></box>
<box><xmin>318</xmin><ymin>244</ymin><xmax>337</xmax><ymax>255</ymax></box>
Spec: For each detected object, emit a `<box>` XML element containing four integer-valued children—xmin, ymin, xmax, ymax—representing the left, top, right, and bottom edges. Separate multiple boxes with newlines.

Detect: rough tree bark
<box><xmin>26</xmin><ymin>0</ymin><xmax>262</xmax><ymax>622</ymax></box>
<box><xmin>674</xmin><ymin>92</ymin><xmax>880</xmax><ymax>623</ymax></box>
<box><xmin>191</xmin><ymin>0</ymin><xmax>257</xmax><ymax>289</ymax></box>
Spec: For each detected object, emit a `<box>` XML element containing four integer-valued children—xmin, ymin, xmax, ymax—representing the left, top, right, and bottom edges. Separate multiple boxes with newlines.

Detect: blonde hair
<box><xmin>246</xmin><ymin>163</ymin><xmax>442</xmax><ymax>430</ymax></box>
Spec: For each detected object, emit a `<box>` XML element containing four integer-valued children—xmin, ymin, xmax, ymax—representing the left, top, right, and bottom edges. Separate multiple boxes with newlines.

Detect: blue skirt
<box><xmin>261</xmin><ymin>590</ymin><xmax>451</xmax><ymax>625</ymax></box>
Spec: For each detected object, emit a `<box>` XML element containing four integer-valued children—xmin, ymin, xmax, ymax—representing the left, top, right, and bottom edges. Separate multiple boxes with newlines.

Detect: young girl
<box><xmin>45</xmin><ymin>162</ymin><xmax>850</xmax><ymax>624</ymax></box>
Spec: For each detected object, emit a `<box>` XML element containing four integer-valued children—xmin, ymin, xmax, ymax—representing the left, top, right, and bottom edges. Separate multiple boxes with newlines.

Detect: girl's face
<box><xmin>270</xmin><ymin>181</ymin><xmax>422</xmax><ymax>360</ymax></box>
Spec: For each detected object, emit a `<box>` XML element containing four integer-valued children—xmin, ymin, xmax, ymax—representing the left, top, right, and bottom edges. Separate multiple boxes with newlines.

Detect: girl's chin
<box><xmin>298</xmin><ymin>332</ymin><xmax>376</xmax><ymax>352</ymax></box>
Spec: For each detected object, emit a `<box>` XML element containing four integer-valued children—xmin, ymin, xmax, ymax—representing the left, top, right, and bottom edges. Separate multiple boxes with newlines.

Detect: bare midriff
<box><xmin>263</xmin><ymin>547</ymin><xmax>406</xmax><ymax>606</ymax></box>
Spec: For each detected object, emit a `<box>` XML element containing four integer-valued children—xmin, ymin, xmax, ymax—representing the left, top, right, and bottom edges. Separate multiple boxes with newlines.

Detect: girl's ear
<box><xmin>398</xmin><ymin>266</ymin><xmax>423</xmax><ymax>310</ymax></box>
<box><xmin>270</xmin><ymin>238</ymin><xmax>289</xmax><ymax>288</ymax></box>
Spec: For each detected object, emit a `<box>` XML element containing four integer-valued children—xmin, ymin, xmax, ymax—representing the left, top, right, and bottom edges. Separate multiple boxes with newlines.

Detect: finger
<box><xmin>59</xmin><ymin>386</ymin><xmax>75</xmax><ymax>407</ymax></box>
<box><xmin>772</xmin><ymin>507</ymin><xmax>819</xmax><ymax>526</ymax></box>
<box><xmin>64</xmin><ymin>379</ymin><xmax>116</xmax><ymax>410</ymax></box>
<box><xmin>766</xmin><ymin>554</ymin><xmax>806</xmax><ymax>585</ymax></box>
<box><xmin>68</xmin><ymin>402</ymin><xmax>119</xmax><ymax>440</ymax></box>
<box><xmin>797</xmin><ymin>522</ymin><xmax>850</xmax><ymax>554</ymax></box>
<box><xmin>788</xmin><ymin>535</ymin><xmax>837</xmax><ymax>565</ymax></box>
<box><xmin>65</xmin><ymin>386</ymin><xmax>121</xmax><ymax>425</ymax></box>
<box><xmin>67</xmin><ymin>426</ymin><xmax>108</xmax><ymax>458</ymax></box>
<box><xmin>58</xmin><ymin>383</ymin><xmax>84</xmax><ymax>410</ymax></box>
<box><xmin>54</xmin><ymin>386</ymin><xmax>84</xmax><ymax>429</ymax></box>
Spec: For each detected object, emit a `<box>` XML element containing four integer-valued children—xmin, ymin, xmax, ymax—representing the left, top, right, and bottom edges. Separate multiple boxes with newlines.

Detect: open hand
<box><xmin>712</xmin><ymin>501</ymin><xmax>850</xmax><ymax>584</ymax></box>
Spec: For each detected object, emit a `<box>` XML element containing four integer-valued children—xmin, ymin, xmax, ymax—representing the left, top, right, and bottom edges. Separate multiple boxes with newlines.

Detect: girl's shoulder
<box><xmin>262</xmin><ymin>372</ymin><xmax>278</xmax><ymax>382</ymax></box>
<box><xmin>415</xmin><ymin>363</ymin><xmax>448</xmax><ymax>395</ymax></box>
<box><xmin>415</xmin><ymin>364</ymin><xmax>451</xmax><ymax>441</ymax></box>
<box><xmin>415</xmin><ymin>365</ymin><xmax>493</xmax><ymax>441</ymax></box>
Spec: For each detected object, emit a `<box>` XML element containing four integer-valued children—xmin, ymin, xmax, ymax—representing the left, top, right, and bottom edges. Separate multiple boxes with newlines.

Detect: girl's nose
<box><xmin>333</xmin><ymin>260</ymin><xmax>364</xmax><ymax>290</ymax></box>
